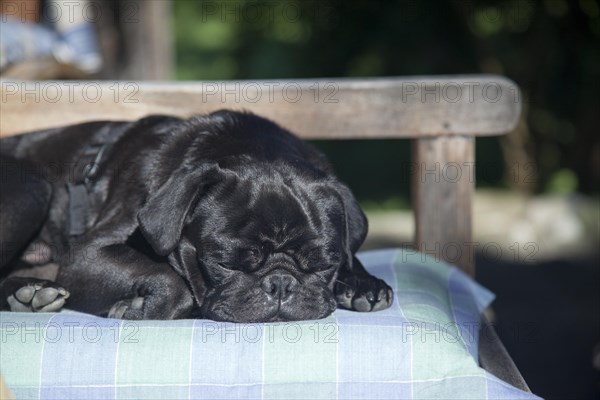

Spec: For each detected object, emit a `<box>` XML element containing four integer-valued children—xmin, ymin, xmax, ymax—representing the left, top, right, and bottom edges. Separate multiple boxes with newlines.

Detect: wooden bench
<box><xmin>0</xmin><ymin>76</ymin><xmax>529</xmax><ymax>391</ymax></box>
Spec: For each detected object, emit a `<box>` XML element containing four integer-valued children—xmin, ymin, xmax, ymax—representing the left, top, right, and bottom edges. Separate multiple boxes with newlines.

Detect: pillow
<box><xmin>0</xmin><ymin>248</ymin><xmax>539</xmax><ymax>399</ymax></box>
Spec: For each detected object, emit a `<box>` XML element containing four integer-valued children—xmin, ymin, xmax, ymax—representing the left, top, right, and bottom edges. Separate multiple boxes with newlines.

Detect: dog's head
<box><xmin>137</xmin><ymin>111</ymin><xmax>367</xmax><ymax>322</ymax></box>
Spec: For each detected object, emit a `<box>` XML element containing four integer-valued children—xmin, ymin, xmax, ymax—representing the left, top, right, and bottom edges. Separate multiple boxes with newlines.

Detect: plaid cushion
<box><xmin>0</xmin><ymin>249</ymin><xmax>539</xmax><ymax>399</ymax></box>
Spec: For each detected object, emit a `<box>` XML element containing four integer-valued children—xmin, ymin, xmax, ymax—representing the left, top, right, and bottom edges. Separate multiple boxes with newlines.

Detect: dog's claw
<box><xmin>108</xmin><ymin>297</ymin><xmax>145</xmax><ymax>319</ymax></box>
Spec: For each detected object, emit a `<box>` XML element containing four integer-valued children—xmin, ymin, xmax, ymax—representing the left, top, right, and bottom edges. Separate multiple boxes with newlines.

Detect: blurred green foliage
<box><xmin>173</xmin><ymin>0</ymin><xmax>599</xmax><ymax>206</ymax></box>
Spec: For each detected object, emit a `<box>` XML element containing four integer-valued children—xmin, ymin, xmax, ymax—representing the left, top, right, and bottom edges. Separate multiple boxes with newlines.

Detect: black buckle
<box><xmin>75</xmin><ymin>143</ymin><xmax>109</xmax><ymax>185</ymax></box>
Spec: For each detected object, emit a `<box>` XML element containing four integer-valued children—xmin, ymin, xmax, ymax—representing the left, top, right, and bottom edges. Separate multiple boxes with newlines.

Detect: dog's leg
<box><xmin>0</xmin><ymin>154</ymin><xmax>52</xmax><ymax>270</ymax></box>
<box><xmin>57</xmin><ymin>242</ymin><xmax>194</xmax><ymax>320</ymax></box>
<box><xmin>0</xmin><ymin>154</ymin><xmax>64</xmax><ymax>312</ymax></box>
<box><xmin>335</xmin><ymin>256</ymin><xmax>393</xmax><ymax>312</ymax></box>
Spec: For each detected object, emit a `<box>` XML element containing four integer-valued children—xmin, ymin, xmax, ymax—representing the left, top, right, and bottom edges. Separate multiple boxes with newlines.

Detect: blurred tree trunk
<box><xmin>98</xmin><ymin>0</ymin><xmax>173</xmax><ymax>80</ymax></box>
<box><xmin>120</xmin><ymin>0</ymin><xmax>173</xmax><ymax>79</ymax></box>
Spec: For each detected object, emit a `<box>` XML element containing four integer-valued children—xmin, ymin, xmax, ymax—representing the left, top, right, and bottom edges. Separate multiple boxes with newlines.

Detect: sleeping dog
<box><xmin>0</xmin><ymin>110</ymin><xmax>392</xmax><ymax>322</ymax></box>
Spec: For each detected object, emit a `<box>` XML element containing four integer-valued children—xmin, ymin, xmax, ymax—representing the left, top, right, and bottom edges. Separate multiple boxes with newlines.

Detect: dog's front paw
<box><xmin>335</xmin><ymin>274</ymin><xmax>393</xmax><ymax>312</ymax></box>
<box><xmin>108</xmin><ymin>297</ymin><xmax>144</xmax><ymax>319</ymax></box>
<box><xmin>7</xmin><ymin>280</ymin><xmax>70</xmax><ymax>312</ymax></box>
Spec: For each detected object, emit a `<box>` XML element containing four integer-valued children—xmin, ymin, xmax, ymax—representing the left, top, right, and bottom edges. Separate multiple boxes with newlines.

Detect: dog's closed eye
<box><xmin>243</xmin><ymin>247</ymin><xmax>263</xmax><ymax>270</ymax></box>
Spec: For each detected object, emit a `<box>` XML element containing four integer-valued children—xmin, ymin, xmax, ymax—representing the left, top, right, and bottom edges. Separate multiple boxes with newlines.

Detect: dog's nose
<box><xmin>260</xmin><ymin>273</ymin><xmax>298</xmax><ymax>301</ymax></box>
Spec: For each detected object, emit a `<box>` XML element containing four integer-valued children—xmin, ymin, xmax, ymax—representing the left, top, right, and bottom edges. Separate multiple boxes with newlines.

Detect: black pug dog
<box><xmin>0</xmin><ymin>110</ymin><xmax>392</xmax><ymax>322</ymax></box>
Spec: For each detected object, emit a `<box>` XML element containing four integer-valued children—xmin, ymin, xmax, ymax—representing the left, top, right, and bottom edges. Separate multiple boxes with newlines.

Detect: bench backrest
<box><xmin>0</xmin><ymin>76</ymin><xmax>522</xmax><ymax>276</ymax></box>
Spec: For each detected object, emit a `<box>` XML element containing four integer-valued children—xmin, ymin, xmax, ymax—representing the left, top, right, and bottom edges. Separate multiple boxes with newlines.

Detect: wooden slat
<box><xmin>0</xmin><ymin>76</ymin><xmax>520</xmax><ymax>138</ymax></box>
<box><xmin>412</xmin><ymin>136</ymin><xmax>475</xmax><ymax>275</ymax></box>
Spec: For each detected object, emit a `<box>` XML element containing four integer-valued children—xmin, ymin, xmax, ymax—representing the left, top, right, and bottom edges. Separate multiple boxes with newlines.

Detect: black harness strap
<box><xmin>66</xmin><ymin>182</ymin><xmax>90</xmax><ymax>237</ymax></box>
<box><xmin>66</xmin><ymin>125</ymin><xmax>121</xmax><ymax>238</ymax></box>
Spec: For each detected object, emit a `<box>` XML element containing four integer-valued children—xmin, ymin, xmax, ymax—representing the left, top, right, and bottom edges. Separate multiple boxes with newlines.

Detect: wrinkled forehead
<box><xmin>197</xmin><ymin>166</ymin><xmax>344</xmax><ymax>243</ymax></box>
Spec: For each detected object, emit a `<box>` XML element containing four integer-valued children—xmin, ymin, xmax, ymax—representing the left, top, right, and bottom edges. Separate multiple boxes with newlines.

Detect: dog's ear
<box><xmin>138</xmin><ymin>163</ymin><xmax>223</xmax><ymax>256</ymax></box>
<box><xmin>168</xmin><ymin>235</ymin><xmax>207</xmax><ymax>310</ymax></box>
<box><xmin>334</xmin><ymin>182</ymin><xmax>368</xmax><ymax>260</ymax></box>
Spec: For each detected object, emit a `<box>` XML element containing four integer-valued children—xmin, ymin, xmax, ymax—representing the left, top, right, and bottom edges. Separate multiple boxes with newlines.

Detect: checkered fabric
<box><xmin>0</xmin><ymin>249</ymin><xmax>539</xmax><ymax>399</ymax></box>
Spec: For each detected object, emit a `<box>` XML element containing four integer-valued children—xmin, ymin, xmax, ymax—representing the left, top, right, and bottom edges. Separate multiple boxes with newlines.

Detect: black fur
<box><xmin>0</xmin><ymin>110</ymin><xmax>392</xmax><ymax>321</ymax></box>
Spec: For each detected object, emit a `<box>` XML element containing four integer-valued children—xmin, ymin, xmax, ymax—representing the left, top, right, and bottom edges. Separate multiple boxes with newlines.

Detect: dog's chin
<box><xmin>201</xmin><ymin>296</ymin><xmax>337</xmax><ymax>323</ymax></box>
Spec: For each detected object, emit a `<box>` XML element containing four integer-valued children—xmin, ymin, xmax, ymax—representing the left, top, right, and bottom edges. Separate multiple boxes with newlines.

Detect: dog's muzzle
<box><xmin>260</xmin><ymin>270</ymin><xmax>299</xmax><ymax>304</ymax></box>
